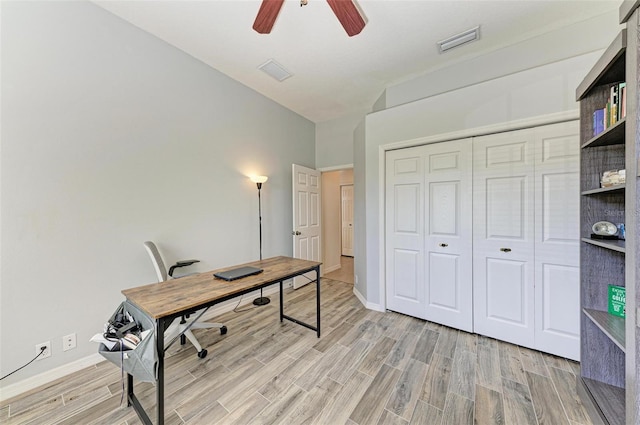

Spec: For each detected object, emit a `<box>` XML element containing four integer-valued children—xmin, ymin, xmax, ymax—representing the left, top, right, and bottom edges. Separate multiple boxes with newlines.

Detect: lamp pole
<box><xmin>252</xmin><ymin>176</ymin><xmax>270</xmax><ymax>306</ymax></box>
<box><xmin>258</xmin><ymin>182</ymin><xmax>263</xmax><ymax>261</ymax></box>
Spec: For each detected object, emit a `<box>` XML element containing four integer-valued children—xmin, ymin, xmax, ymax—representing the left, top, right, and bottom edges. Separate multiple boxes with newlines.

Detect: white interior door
<box><xmin>533</xmin><ymin>121</ymin><xmax>580</xmax><ymax>360</ymax></box>
<box><xmin>385</xmin><ymin>139</ymin><xmax>473</xmax><ymax>327</ymax></box>
<box><xmin>423</xmin><ymin>139</ymin><xmax>473</xmax><ymax>332</ymax></box>
<box><xmin>385</xmin><ymin>148</ymin><xmax>426</xmax><ymax>319</ymax></box>
<box><xmin>341</xmin><ymin>185</ymin><xmax>354</xmax><ymax>257</ymax></box>
<box><xmin>292</xmin><ymin>164</ymin><xmax>321</xmax><ymax>289</ymax></box>
<box><xmin>473</xmin><ymin>129</ymin><xmax>536</xmax><ymax>348</ymax></box>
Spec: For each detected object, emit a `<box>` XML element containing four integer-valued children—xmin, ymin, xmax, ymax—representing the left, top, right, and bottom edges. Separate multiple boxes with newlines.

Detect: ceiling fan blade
<box><xmin>326</xmin><ymin>0</ymin><xmax>366</xmax><ymax>37</ymax></box>
<box><xmin>253</xmin><ymin>0</ymin><xmax>285</xmax><ymax>34</ymax></box>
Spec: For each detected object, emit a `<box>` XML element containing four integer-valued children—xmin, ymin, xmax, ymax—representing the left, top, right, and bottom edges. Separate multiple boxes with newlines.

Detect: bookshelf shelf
<box><xmin>581</xmin><ymin>237</ymin><xmax>626</xmax><ymax>253</ymax></box>
<box><xmin>581</xmin><ymin>184</ymin><xmax>625</xmax><ymax>195</ymax></box>
<box><xmin>583</xmin><ymin>308</ymin><xmax>625</xmax><ymax>351</ymax></box>
<box><xmin>581</xmin><ymin>118</ymin><xmax>625</xmax><ymax>148</ymax></box>
<box><xmin>580</xmin><ymin>377</ymin><xmax>625</xmax><ymax>425</ymax></box>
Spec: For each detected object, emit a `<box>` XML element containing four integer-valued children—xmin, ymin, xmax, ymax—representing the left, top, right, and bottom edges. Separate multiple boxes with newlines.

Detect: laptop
<box><xmin>214</xmin><ymin>266</ymin><xmax>263</xmax><ymax>281</ymax></box>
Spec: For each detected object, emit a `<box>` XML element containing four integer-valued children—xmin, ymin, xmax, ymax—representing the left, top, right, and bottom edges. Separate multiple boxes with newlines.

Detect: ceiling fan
<box><xmin>253</xmin><ymin>0</ymin><xmax>366</xmax><ymax>37</ymax></box>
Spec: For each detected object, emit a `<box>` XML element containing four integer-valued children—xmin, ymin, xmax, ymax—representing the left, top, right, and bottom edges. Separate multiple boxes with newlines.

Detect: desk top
<box><xmin>122</xmin><ymin>256</ymin><xmax>321</xmax><ymax>319</ymax></box>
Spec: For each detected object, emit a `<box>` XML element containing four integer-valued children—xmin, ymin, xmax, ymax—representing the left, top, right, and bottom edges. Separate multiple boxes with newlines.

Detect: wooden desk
<box><xmin>121</xmin><ymin>256</ymin><xmax>322</xmax><ymax>425</ymax></box>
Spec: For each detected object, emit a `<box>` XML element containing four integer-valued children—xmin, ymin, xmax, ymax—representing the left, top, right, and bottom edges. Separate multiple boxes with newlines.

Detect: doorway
<box><xmin>321</xmin><ymin>168</ymin><xmax>354</xmax><ymax>284</ymax></box>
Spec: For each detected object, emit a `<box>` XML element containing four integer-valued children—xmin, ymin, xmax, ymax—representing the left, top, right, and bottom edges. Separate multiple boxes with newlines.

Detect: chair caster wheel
<box><xmin>220</xmin><ymin>326</ymin><xmax>228</xmax><ymax>335</ymax></box>
<box><xmin>197</xmin><ymin>349</ymin><xmax>207</xmax><ymax>359</ymax></box>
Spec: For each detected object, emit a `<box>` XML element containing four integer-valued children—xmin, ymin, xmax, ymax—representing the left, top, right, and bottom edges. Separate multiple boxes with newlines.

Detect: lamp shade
<box><xmin>251</xmin><ymin>175</ymin><xmax>268</xmax><ymax>184</ymax></box>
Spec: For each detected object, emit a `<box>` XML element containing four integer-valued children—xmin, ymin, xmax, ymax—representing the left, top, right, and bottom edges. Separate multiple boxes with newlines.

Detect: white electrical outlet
<box><xmin>63</xmin><ymin>333</ymin><xmax>77</xmax><ymax>351</ymax></box>
<box><xmin>35</xmin><ymin>341</ymin><xmax>51</xmax><ymax>359</ymax></box>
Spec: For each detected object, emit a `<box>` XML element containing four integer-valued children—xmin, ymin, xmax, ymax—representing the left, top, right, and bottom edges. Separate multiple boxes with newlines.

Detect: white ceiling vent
<box><xmin>437</xmin><ymin>26</ymin><xmax>480</xmax><ymax>53</ymax></box>
<box><xmin>258</xmin><ymin>59</ymin><xmax>292</xmax><ymax>82</ymax></box>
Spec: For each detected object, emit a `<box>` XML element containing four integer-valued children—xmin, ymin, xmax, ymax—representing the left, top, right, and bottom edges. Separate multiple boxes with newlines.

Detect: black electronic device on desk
<box><xmin>214</xmin><ymin>266</ymin><xmax>263</xmax><ymax>281</ymax></box>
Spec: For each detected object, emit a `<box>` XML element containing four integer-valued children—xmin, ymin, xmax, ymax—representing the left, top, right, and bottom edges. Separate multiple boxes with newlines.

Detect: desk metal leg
<box><xmin>127</xmin><ymin>373</ymin><xmax>133</xmax><ymax>406</ymax></box>
<box><xmin>280</xmin><ymin>266</ymin><xmax>321</xmax><ymax>338</ymax></box>
<box><xmin>129</xmin><ymin>319</ymin><xmax>162</xmax><ymax>425</ymax></box>
<box><xmin>316</xmin><ymin>265</ymin><xmax>321</xmax><ymax>338</ymax></box>
<box><xmin>156</xmin><ymin>318</ymin><xmax>165</xmax><ymax>425</ymax></box>
<box><xmin>279</xmin><ymin>280</ymin><xmax>284</xmax><ymax>322</ymax></box>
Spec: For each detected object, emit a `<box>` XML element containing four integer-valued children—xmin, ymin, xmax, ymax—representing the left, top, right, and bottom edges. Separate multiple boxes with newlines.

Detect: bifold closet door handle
<box><xmin>500</xmin><ymin>248</ymin><xmax>512</xmax><ymax>252</ymax></box>
<box><xmin>439</xmin><ymin>243</ymin><xmax>448</xmax><ymax>247</ymax></box>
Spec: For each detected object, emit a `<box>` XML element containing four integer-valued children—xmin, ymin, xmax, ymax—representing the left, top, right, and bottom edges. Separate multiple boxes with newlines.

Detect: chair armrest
<box><xmin>168</xmin><ymin>259</ymin><xmax>200</xmax><ymax>277</ymax></box>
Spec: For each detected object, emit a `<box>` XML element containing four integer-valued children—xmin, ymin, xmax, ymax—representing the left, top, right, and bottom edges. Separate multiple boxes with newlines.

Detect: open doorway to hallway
<box><xmin>324</xmin><ymin>255</ymin><xmax>354</xmax><ymax>284</ymax></box>
<box><xmin>321</xmin><ymin>168</ymin><xmax>354</xmax><ymax>285</ymax></box>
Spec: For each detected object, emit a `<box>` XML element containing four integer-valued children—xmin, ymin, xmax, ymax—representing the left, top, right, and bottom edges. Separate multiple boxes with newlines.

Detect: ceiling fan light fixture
<box><xmin>437</xmin><ymin>26</ymin><xmax>480</xmax><ymax>53</ymax></box>
<box><xmin>258</xmin><ymin>59</ymin><xmax>293</xmax><ymax>82</ymax></box>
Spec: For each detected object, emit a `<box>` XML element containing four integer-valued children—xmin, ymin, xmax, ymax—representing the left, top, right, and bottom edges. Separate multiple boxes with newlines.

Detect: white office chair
<box><xmin>143</xmin><ymin>241</ymin><xmax>227</xmax><ymax>359</ymax></box>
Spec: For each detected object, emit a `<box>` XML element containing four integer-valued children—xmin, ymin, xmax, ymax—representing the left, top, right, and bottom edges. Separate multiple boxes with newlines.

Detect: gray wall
<box><xmin>353</xmin><ymin>120</ymin><xmax>367</xmax><ymax>299</ymax></box>
<box><xmin>315</xmin><ymin>112</ymin><xmax>364</xmax><ymax>168</ymax></box>
<box><xmin>0</xmin><ymin>1</ymin><xmax>314</xmax><ymax>386</ymax></box>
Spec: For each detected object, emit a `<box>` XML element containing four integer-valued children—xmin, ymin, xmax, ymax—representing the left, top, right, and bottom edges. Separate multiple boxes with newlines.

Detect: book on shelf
<box><xmin>593</xmin><ymin>108</ymin><xmax>605</xmax><ymax>136</ymax></box>
<box><xmin>620</xmin><ymin>82</ymin><xmax>627</xmax><ymax>119</ymax></box>
<box><xmin>608</xmin><ymin>285</ymin><xmax>626</xmax><ymax>318</ymax></box>
<box><xmin>593</xmin><ymin>81</ymin><xmax>626</xmax><ymax>137</ymax></box>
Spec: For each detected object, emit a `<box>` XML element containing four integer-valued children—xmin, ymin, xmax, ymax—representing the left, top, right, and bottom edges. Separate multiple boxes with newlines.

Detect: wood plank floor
<box><xmin>1</xmin><ymin>277</ymin><xmax>593</xmax><ymax>425</ymax></box>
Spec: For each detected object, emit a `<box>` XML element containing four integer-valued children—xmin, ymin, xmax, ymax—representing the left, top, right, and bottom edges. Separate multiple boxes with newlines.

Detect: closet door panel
<box><xmin>485</xmin><ymin>258</ymin><xmax>528</xmax><ymax>325</ymax></box>
<box><xmin>473</xmin><ymin>129</ymin><xmax>536</xmax><ymax>348</ymax></box>
<box><xmin>533</xmin><ymin>121</ymin><xmax>580</xmax><ymax>360</ymax></box>
<box><xmin>424</xmin><ymin>139</ymin><xmax>473</xmax><ymax>332</ymax></box>
<box><xmin>386</xmin><ymin>148</ymin><xmax>427</xmax><ymax>319</ymax></box>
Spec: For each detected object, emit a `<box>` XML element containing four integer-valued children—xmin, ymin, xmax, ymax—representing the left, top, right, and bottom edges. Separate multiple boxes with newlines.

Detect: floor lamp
<box><xmin>251</xmin><ymin>175</ymin><xmax>270</xmax><ymax>306</ymax></box>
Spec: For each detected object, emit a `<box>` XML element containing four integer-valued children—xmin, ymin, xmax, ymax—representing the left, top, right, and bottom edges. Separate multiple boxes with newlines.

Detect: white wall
<box><xmin>358</xmin><ymin>50</ymin><xmax>606</xmax><ymax>308</ymax></box>
<box><xmin>0</xmin><ymin>1</ymin><xmax>314</xmax><ymax>388</ymax></box>
<box><xmin>321</xmin><ymin>169</ymin><xmax>353</xmax><ymax>274</ymax></box>
<box><xmin>385</xmin><ymin>9</ymin><xmax>621</xmax><ymax>109</ymax></box>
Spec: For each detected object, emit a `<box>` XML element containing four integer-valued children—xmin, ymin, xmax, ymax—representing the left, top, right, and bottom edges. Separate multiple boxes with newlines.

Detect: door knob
<box><xmin>439</xmin><ymin>243</ymin><xmax>448</xmax><ymax>247</ymax></box>
<box><xmin>500</xmin><ymin>248</ymin><xmax>512</xmax><ymax>252</ymax></box>
<box><xmin>292</xmin><ymin>231</ymin><xmax>302</xmax><ymax>236</ymax></box>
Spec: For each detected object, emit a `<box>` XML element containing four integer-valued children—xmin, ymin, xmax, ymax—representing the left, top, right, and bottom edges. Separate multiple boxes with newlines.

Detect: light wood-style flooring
<box><xmin>324</xmin><ymin>256</ymin><xmax>354</xmax><ymax>284</ymax></box>
<box><xmin>1</xmin><ymin>276</ymin><xmax>593</xmax><ymax>425</ymax></box>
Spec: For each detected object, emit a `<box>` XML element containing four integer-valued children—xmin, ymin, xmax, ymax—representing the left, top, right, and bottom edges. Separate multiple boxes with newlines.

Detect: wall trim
<box><xmin>375</xmin><ymin>110</ymin><xmax>580</xmax><ymax>313</ymax></box>
<box><xmin>323</xmin><ymin>264</ymin><xmax>341</xmax><ymax>275</ymax></box>
<box><xmin>0</xmin><ymin>282</ymin><xmax>292</xmax><ymax>402</ymax></box>
<box><xmin>0</xmin><ymin>353</ymin><xmax>104</xmax><ymax>402</ymax></box>
<box><xmin>353</xmin><ymin>286</ymin><xmax>385</xmax><ymax>312</ymax></box>
<box><xmin>317</xmin><ymin>163</ymin><xmax>354</xmax><ymax>172</ymax></box>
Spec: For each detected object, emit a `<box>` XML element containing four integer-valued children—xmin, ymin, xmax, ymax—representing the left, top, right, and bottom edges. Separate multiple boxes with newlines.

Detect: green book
<box><xmin>608</xmin><ymin>285</ymin><xmax>626</xmax><ymax>318</ymax></box>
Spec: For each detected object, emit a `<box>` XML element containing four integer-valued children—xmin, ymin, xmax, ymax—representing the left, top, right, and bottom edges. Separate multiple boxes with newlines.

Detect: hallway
<box><xmin>324</xmin><ymin>256</ymin><xmax>354</xmax><ymax>284</ymax></box>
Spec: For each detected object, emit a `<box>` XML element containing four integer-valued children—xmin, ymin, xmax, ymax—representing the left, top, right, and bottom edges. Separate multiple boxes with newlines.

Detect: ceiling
<box><xmin>94</xmin><ymin>0</ymin><xmax>619</xmax><ymax>123</ymax></box>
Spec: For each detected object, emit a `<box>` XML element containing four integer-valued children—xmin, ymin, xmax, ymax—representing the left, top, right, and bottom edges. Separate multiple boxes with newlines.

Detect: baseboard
<box><xmin>322</xmin><ymin>264</ymin><xmax>341</xmax><ymax>275</ymax></box>
<box><xmin>0</xmin><ymin>353</ymin><xmax>104</xmax><ymax>402</ymax></box>
<box><xmin>0</xmin><ymin>282</ymin><xmax>292</xmax><ymax>402</ymax></box>
<box><xmin>352</xmin><ymin>287</ymin><xmax>385</xmax><ymax>312</ymax></box>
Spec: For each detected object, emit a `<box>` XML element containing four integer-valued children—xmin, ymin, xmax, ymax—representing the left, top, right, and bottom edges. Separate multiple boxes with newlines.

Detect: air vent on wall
<box><xmin>258</xmin><ymin>59</ymin><xmax>292</xmax><ymax>82</ymax></box>
<box><xmin>437</xmin><ymin>26</ymin><xmax>480</xmax><ymax>53</ymax></box>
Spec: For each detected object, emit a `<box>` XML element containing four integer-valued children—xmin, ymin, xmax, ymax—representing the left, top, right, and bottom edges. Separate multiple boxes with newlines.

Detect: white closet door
<box><xmin>424</xmin><ymin>139</ymin><xmax>473</xmax><ymax>332</ymax></box>
<box><xmin>473</xmin><ymin>129</ymin><xmax>536</xmax><ymax>348</ymax></box>
<box><xmin>533</xmin><ymin>121</ymin><xmax>580</xmax><ymax>360</ymax></box>
<box><xmin>385</xmin><ymin>148</ymin><xmax>426</xmax><ymax>319</ymax></box>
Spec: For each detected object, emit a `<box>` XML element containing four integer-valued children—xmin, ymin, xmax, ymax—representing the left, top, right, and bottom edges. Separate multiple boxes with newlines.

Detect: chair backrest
<box><xmin>143</xmin><ymin>241</ymin><xmax>168</xmax><ymax>282</ymax></box>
